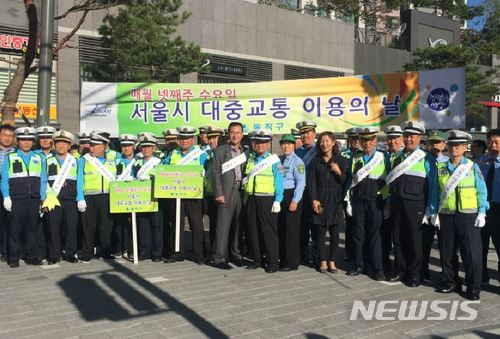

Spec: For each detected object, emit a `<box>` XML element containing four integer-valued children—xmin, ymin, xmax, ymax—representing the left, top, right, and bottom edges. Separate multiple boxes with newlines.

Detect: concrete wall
<box><xmin>354</xmin><ymin>42</ymin><xmax>411</xmax><ymax>75</ymax></box>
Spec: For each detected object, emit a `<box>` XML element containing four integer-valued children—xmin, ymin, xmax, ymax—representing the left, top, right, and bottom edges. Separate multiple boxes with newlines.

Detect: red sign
<box><xmin>0</xmin><ymin>34</ymin><xmax>29</xmax><ymax>52</ymax></box>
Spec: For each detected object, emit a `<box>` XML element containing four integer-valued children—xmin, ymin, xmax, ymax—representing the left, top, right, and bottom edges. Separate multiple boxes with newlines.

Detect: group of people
<box><xmin>0</xmin><ymin>120</ymin><xmax>499</xmax><ymax>301</ymax></box>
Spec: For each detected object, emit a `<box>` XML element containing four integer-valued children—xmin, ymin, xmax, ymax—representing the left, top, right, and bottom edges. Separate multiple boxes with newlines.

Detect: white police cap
<box><xmin>176</xmin><ymin>126</ymin><xmax>197</xmax><ymax>138</ymax></box>
<box><xmin>35</xmin><ymin>125</ymin><xmax>56</xmax><ymax>138</ymax></box>
<box><xmin>296</xmin><ymin>120</ymin><xmax>317</xmax><ymax>133</ymax></box>
<box><xmin>90</xmin><ymin>132</ymin><xmax>110</xmax><ymax>145</ymax></box>
<box><xmin>205</xmin><ymin>126</ymin><xmax>224</xmax><ymax>138</ymax></box>
<box><xmin>138</xmin><ymin>134</ymin><xmax>158</xmax><ymax>147</ymax></box>
<box><xmin>15</xmin><ymin>127</ymin><xmax>36</xmax><ymax>140</ymax></box>
<box><xmin>446</xmin><ymin>130</ymin><xmax>472</xmax><ymax>144</ymax></box>
<box><xmin>357</xmin><ymin>126</ymin><xmax>379</xmax><ymax>139</ymax></box>
<box><xmin>53</xmin><ymin>130</ymin><xmax>74</xmax><ymax>143</ymax></box>
<box><xmin>345</xmin><ymin>127</ymin><xmax>359</xmax><ymax>137</ymax></box>
<box><xmin>119</xmin><ymin>134</ymin><xmax>138</xmax><ymax>146</ymax></box>
<box><xmin>384</xmin><ymin>125</ymin><xmax>403</xmax><ymax>137</ymax></box>
<box><xmin>77</xmin><ymin>132</ymin><xmax>91</xmax><ymax>144</ymax></box>
<box><xmin>402</xmin><ymin>121</ymin><xmax>425</xmax><ymax>135</ymax></box>
<box><xmin>251</xmin><ymin>129</ymin><xmax>272</xmax><ymax>142</ymax></box>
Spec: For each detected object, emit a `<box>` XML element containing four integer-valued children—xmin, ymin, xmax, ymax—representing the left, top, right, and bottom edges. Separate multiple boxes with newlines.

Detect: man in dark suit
<box><xmin>209</xmin><ymin>122</ymin><xmax>248</xmax><ymax>269</ymax></box>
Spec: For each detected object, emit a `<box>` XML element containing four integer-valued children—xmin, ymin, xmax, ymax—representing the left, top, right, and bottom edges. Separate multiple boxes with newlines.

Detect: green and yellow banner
<box><xmin>153</xmin><ymin>165</ymin><xmax>204</xmax><ymax>199</ymax></box>
<box><xmin>109</xmin><ymin>180</ymin><xmax>158</xmax><ymax>213</ymax></box>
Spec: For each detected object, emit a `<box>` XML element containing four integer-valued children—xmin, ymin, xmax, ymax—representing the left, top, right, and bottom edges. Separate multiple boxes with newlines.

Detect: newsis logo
<box><xmin>86</xmin><ymin>104</ymin><xmax>112</xmax><ymax>117</ymax></box>
<box><xmin>350</xmin><ymin>300</ymin><xmax>479</xmax><ymax>321</ymax></box>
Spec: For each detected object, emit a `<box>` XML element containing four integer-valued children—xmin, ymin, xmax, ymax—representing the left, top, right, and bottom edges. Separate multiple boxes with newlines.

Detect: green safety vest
<box><xmin>351</xmin><ymin>151</ymin><xmax>388</xmax><ymax>197</ymax></box>
<box><xmin>243</xmin><ymin>153</ymin><xmax>275</xmax><ymax>195</ymax></box>
<box><xmin>204</xmin><ymin>156</ymin><xmax>214</xmax><ymax>195</ymax></box>
<box><xmin>83</xmin><ymin>155</ymin><xmax>117</xmax><ymax>195</ymax></box>
<box><xmin>7</xmin><ymin>152</ymin><xmax>43</xmax><ymax>199</ymax></box>
<box><xmin>46</xmin><ymin>156</ymin><xmax>78</xmax><ymax>181</ymax></box>
<box><xmin>437</xmin><ymin>159</ymin><xmax>478</xmax><ymax>214</ymax></box>
<box><xmin>169</xmin><ymin>146</ymin><xmax>201</xmax><ymax>165</ymax></box>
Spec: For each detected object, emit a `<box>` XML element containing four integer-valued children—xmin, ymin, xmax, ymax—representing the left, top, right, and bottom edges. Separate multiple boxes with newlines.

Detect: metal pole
<box><xmin>132</xmin><ymin>212</ymin><xmax>138</xmax><ymax>265</ymax></box>
<box><xmin>175</xmin><ymin>198</ymin><xmax>181</xmax><ymax>252</ymax></box>
<box><xmin>36</xmin><ymin>0</ymin><xmax>55</xmax><ymax>127</ymax></box>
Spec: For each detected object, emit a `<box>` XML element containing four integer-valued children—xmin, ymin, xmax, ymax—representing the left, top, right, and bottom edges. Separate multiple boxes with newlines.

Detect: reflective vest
<box><xmin>437</xmin><ymin>159</ymin><xmax>478</xmax><ymax>214</ymax></box>
<box><xmin>243</xmin><ymin>153</ymin><xmax>275</xmax><ymax>195</ymax></box>
<box><xmin>204</xmin><ymin>155</ymin><xmax>214</xmax><ymax>195</ymax></box>
<box><xmin>169</xmin><ymin>146</ymin><xmax>201</xmax><ymax>165</ymax></box>
<box><xmin>7</xmin><ymin>152</ymin><xmax>42</xmax><ymax>200</ymax></box>
<box><xmin>46</xmin><ymin>156</ymin><xmax>78</xmax><ymax>200</ymax></box>
<box><xmin>83</xmin><ymin>155</ymin><xmax>117</xmax><ymax>195</ymax></box>
<box><xmin>389</xmin><ymin>150</ymin><xmax>427</xmax><ymax>201</ymax></box>
<box><xmin>133</xmin><ymin>157</ymin><xmax>160</xmax><ymax>179</ymax></box>
<box><xmin>351</xmin><ymin>151</ymin><xmax>387</xmax><ymax>200</ymax></box>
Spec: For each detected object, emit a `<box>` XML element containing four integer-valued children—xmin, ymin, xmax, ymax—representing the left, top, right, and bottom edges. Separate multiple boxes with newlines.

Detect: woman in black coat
<box><xmin>307</xmin><ymin>131</ymin><xmax>348</xmax><ymax>273</ymax></box>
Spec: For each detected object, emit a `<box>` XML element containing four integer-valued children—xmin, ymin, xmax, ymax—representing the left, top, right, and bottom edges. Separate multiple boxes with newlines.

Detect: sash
<box><xmin>50</xmin><ymin>154</ymin><xmax>76</xmax><ymax>195</ymax></box>
<box><xmin>301</xmin><ymin>144</ymin><xmax>316</xmax><ymax>167</ymax></box>
<box><xmin>83</xmin><ymin>153</ymin><xmax>116</xmax><ymax>182</ymax></box>
<box><xmin>386</xmin><ymin>149</ymin><xmax>426</xmax><ymax>185</ymax></box>
<box><xmin>438</xmin><ymin>161</ymin><xmax>474</xmax><ymax>211</ymax></box>
<box><xmin>350</xmin><ymin>151</ymin><xmax>384</xmax><ymax>188</ymax></box>
<box><xmin>178</xmin><ymin>148</ymin><xmax>204</xmax><ymax>165</ymax></box>
<box><xmin>137</xmin><ymin>157</ymin><xmax>161</xmax><ymax>179</ymax></box>
<box><xmin>242</xmin><ymin>154</ymin><xmax>280</xmax><ymax>185</ymax></box>
<box><xmin>116</xmin><ymin>158</ymin><xmax>136</xmax><ymax>181</ymax></box>
<box><xmin>222</xmin><ymin>152</ymin><xmax>247</xmax><ymax>174</ymax></box>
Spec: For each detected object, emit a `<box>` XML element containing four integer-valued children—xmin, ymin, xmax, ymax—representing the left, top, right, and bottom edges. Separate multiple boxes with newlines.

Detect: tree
<box><xmin>0</xmin><ymin>0</ymin><xmax>126</xmax><ymax>126</ymax></box>
<box><xmin>88</xmin><ymin>0</ymin><xmax>206</xmax><ymax>82</ymax></box>
<box><xmin>403</xmin><ymin>45</ymin><xmax>498</xmax><ymax>127</ymax></box>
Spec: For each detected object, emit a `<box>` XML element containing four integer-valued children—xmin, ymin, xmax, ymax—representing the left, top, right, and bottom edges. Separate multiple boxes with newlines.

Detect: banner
<box><xmin>80</xmin><ymin>68</ymin><xmax>465</xmax><ymax>136</ymax></box>
<box><xmin>154</xmin><ymin>165</ymin><xmax>203</xmax><ymax>199</ymax></box>
<box><xmin>109</xmin><ymin>180</ymin><xmax>158</xmax><ymax>213</ymax></box>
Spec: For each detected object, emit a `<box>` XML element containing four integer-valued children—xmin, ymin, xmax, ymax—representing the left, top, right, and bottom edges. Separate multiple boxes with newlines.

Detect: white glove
<box><xmin>77</xmin><ymin>200</ymin><xmax>87</xmax><ymax>212</ymax></box>
<box><xmin>271</xmin><ymin>201</ymin><xmax>281</xmax><ymax>213</ymax></box>
<box><xmin>430</xmin><ymin>214</ymin><xmax>440</xmax><ymax>230</ymax></box>
<box><xmin>346</xmin><ymin>201</ymin><xmax>353</xmax><ymax>217</ymax></box>
<box><xmin>138</xmin><ymin>174</ymin><xmax>149</xmax><ymax>181</ymax></box>
<box><xmin>3</xmin><ymin>197</ymin><xmax>12</xmax><ymax>212</ymax></box>
<box><xmin>383</xmin><ymin>201</ymin><xmax>391</xmax><ymax>220</ymax></box>
<box><xmin>474</xmin><ymin>213</ymin><xmax>486</xmax><ymax>228</ymax></box>
<box><xmin>422</xmin><ymin>214</ymin><xmax>429</xmax><ymax>225</ymax></box>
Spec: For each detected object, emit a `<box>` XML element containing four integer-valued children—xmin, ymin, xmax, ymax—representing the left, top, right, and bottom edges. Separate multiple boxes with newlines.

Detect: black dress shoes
<box><xmin>63</xmin><ymin>256</ymin><xmax>78</xmax><ymax>263</ymax></box>
<box><xmin>25</xmin><ymin>258</ymin><xmax>42</xmax><ymax>266</ymax></box>
<box><xmin>47</xmin><ymin>258</ymin><xmax>60</xmax><ymax>265</ymax></box>
<box><xmin>151</xmin><ymin>257</ymin><xmax>162</xmax><ymax>262</ymax></box>
<box><xmin>245</xmin><ymin>262</ymin><xmax>260</xmax><ymax>270</ymax></box>
<box><xmin>436</xmin><ymin>283</ymin><xmax>456</xmax><ymax>293</ymax></box>
<box><xmin>386</xmin><ymin>274</ymin><xmax>400</xmax><ymax>282</ymax></box>
<box><xmin>279</xmin><ymin>266</ymin><xmax>292</xmax><ymax>272</ymax></box>
<box><xmin>8</xmin><ymin>261</ymin><xmax>19</xmax><ymax>268</ymax></box>
<box><xmin>465</xmin><ymin>290</ymin><xmax>480</xmax><ymax>300</ymax></box>
<box><xmin>265</xmin><ymin>265</ymin><xmax>277</xmax><ymax>273</ymax></box>
<box><xmin>373</xmin><ymin>273</ymin><xmax>385</xmax><ymax>281</ymax></box>
<box><xmin>346</xmin><ymin>267</ymin><xmax>364</xmax><ymax>276</ymax></box>
<box><xmin>232</xmin><ymin>258</ymin><xmax>244</xmax><ymax>267</ymax></box>
<box><xmin>215</xmin><ymin>262</ymin><xmax>232</xmax><ymax>270</ymax></box>
<box><xmin>404</xmin><ymin>279</ymin><xmax>420</xmax><ymax>288</ymax></box>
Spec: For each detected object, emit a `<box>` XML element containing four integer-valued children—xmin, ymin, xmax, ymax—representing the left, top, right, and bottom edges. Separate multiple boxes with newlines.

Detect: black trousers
<box><xmin>381</xmin><ymin>214</ymin><xmax>404</xmax><ymax>275</ymax></box>
<box><xmin>392</xmin><ymin>197</ymin><xmax>425</xmax><ymax>281</ymax></box>
<box><xmin>440</xmin><ymin>213</ymin><xmax>482</xmax><ymax>292</ymax></box>
<box><xmin>37</xmin><ymin>214</ymin><xmax>48</xmax><ymax>260</ymax></box>
<box><xmin>246</xmin><ymin>195</ymin><xmax>279</xmax><ymax>268</ymax></box>
<box><xmin>112</xmin><ymin>213</ymin><xmax>131</xmax><ymax>256</ymax></box>
<box><xmin>8</xmin><ymin>199</ymin><xmax>39</xmax><ymax>262</ymax></box>
<box><xmin>299</xmin><ymin>190</ymin><xmax>312</xmax><ymax>263</ymax></box>
<box><xmin>212</xmin><ymin>185</ymin><xmax>243</xmax><ymax>264</ymax></box>
<box><xmin>80</xmin><ymin>194</ymin><xmax>113</xmax><ymax>260</ymax></box>
<box><xmin>168</xmin><ymin>198</ymin><xmax>204</xmax><ymax>260</ymax></box>
<box><xmin>481</xmin><ymin>202</ymin><xmax>500</xmax><ymax>281</ymax></box>
<box><xmin>46</xmin><ymin>199</ymin><xmax>78</xmax><ymax>259</ymax></box>
<box><xmin>278</xmin><ymin>189</ymin><xmax>302</xmax><ymax>269</ymax></box>
<box><xmin>206</xmin><ymin>196</ymin><xmax>218</xmax><ymax>251</ymax></box>
<box><xmin>352</xmin><ymin>198</ymin><xmax>384</xmax><ymax>274</ymax></box>
<box><xmin>0</xmin><ymin>196</ymin><xmax>8</xmax><ymax>257</ymax></box>
<box><xmin>343</xmin><ymin>200</ymin><xmax>355</xmax><ymax>259</ymax></box>
<box><xmin>311</xmin><ymin>223</ymin><xmax>339</xmax><ymax>262</ymax></box>
<box><xmin>160</xmin><ymin>199</ymin><xmax>174</xmax><ymax>258</ymax></box>
<box><xmin>137</xmin><ymin>211</ymin><xmax>163</xmax><ymax>259</ymax></box>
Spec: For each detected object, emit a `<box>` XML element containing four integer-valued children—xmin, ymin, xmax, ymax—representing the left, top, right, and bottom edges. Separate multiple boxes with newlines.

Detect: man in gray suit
<box><xmin>209</xmin><ymin>122</ymin><xmax>247</xmax><ymax>269</ymax></box>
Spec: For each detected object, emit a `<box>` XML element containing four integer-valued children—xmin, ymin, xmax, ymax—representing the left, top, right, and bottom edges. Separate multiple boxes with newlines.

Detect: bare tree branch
<box><xmin>54</xmin><ymin>2</ymin><xmax>91</xmax><ymax>55</ymax></box>
<box><xmin>0</xmin><ymin>57</ymin><xmax>20</xmax><ymax>66</ymax></box>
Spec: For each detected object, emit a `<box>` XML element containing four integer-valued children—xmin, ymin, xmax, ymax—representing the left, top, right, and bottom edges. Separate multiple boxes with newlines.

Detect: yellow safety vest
<box><xmin>243</xmin><ymin>153</ymin><xmax>275</xmax><ymax>195</ymax></box>
<box><xmin>437</xmin><ymin>159</ymin><xmax>478</xmax><ymax>214</ymax></box>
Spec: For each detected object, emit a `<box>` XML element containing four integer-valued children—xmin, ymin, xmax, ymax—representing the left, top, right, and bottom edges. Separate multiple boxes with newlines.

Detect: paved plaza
<box><xmin>0</xmin><ymin>233</ymin><xmax>499</xmax><ymax>339</ymax></box>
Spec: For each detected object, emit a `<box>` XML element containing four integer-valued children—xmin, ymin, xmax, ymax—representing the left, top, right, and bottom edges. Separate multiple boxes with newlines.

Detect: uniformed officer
<box><xmin>295</xmin><ymin>120</ymin><xmax>317</xmax><ymax>265</ymax></box>
<box><xmin>134</xmin><ymin>134</ymin><xmax>163</xmax><ymax>262</ymax></box>
<box><xmin>112</xmin><ymin>134</ymin><xmax>138</xmax><ymax>258</ymax></box>
<box><xmin>92</xmin><ymin>130</ymin><xmax>119</xmax><ymax>162</ymax></box>
<box><xmin>0</xmin><ymin>124</ymin><xmax>15</xmax><ymax>262</ymax></box>
<box><xmin>1</xmin><ymin>127</ymin><xmax>47</xmax><ymax>267</ymax></box>
<box><xmin>163</xmin><ymin>126</ymin><xmax>207</xmax><ymax>264</ymax></box>
<box><xmin>44</xmin><ymin>130</ymin><xmax>82</xmax><ymax>264</ymax></box>
<box><xmin>387</xmin><ymin>121</ymin><xmax>437</xmax><ymax>287</ymax></box>
<box><xmin>381</xmin><ymin>125</ymin><xmax>404</xmax><ymax>281</ymax></box>
<box><xmin>76</xmin><ymin>132</ymin><xmax>91</xmax><ymax>157</ymax></box>
<box><xmin>433</xmin><ymin>130</ymin><xmax>488</xmax><ymax>300</ymax></box>
<box><xmin>341</xmin><ymin>127</ymin><xmax>361</xmax><ymax>262</ymax></box>
<box><xmin>278</xmin><ymin>134</ymin><xmax>305</xmax><ymax>271</ymax></box>
<box><xmin>244</xmin><ymin>129</ymin><xmax>284</xmax><ymax>272</ymax></box>
<box><xmin>346</xmin><ymin>127</ymin><xmax>387</xmax><ymax>280</ymax></box>
<box><xmin>77</xmin><ymin>132</ymin><xmax>118</xmax><ymax>262</ymax></box>
<box><xmin>203</xmin><ymin>126</ymin><xmax>224</xmax><ymax>250</ymax></box>
<box><xmin>162</xmin><ymin>128</ymin><xmax>179</xmax><ymax>154</ymax></box>
<box><xmin>291</xmin><ymin>128</ymin><xmax>303</xmax><ymax>149</ymax></box>
<box><xmin>477</xmin><ymin>128</ymin><xmax>500</xmax><ymax>284</ymax></box>
<box><xmin>422</xmin><ymin>130</ymin><xmax>449</xmax><ymax>282</ymax></box>
<box><xmin>198</xmin><ymin>126</ymin><xmax>210</xmax><ymax>151</ymax></box>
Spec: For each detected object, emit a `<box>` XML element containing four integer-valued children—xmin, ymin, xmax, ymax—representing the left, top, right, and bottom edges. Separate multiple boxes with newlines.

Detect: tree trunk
<box><xmin>1</xmin><ymin>58</ymin><xmax>26</xmax><ymax>126</ymax></box>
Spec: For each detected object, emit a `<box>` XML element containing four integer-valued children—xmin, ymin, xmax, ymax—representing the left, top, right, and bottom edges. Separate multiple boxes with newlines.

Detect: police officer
<box><xmin>198</xmin><ymin>126</ymin><xmax>210</xmax><ymax>151</ymax></box>
<box><xmin>77</xmin><ymin>132</ymin><xmax>118</xmax><ymax>262</ymax></box>
<box><xmin>163</xmin><ymin>126</ymin><xmax>207</xmax><ymax>264</ymax></box>
<box><xmin>278</xmin><ymin>134</ymin><xmax>305</xmax><ymax>271</ymax></box>
<box><xmin>134</xmin><ymin>134</ymin><xmax>163</xmax><ymax>262</ymax></box>
<box><xmin>381</xmin><ymin>125</ymin><xmax>404</xmax><ymax>280</ymax></box>
<box><xmin>291</xmin><ymin>128</ymin><xmax>303</xmax><ymax>149</ymax></box>
<box><xmin>93</xmin><ymin>130</ymin><xmax>119</xmax><ymax>162</ymax></box>
<box><xmin>44</xmin><ymin>131</ymin><xmax>82</xmax><ymax>264</ymax></box>
<box><xmin>295</xmin><ymin>120</ymin><xmax>317</xmax><ymax>265</ymax></box>
<box><xmin>422</xmin><ymin>130</ymin><xmax>449</xmax><ymax>281</ymax></box>
<box><xmin>387</xmin><ymin>121</ymin><xmax>437</xmax><ymax>287</ymax></box>
<box><xmin>341</xmin><ymin>127</ymin><xmax>361</xmax><ymax>261</ymax></box>
<box><xmin>76</xmin><ymin>132</ymin><xmax>91</xmax><ymax>157</ymax></box>
<box><xmin>477</xmin><ymin>128</ymin><xmax>500</xmax><ymax>284</ymax></box>
<box><xmin>433</xmin><ymin>131</ymin><xmax>488</xmax><ymax>300</ymax></box>
<box><xmin>112</xmin><ymin>134</ymin><xmax>138</xmax><ymax>258</ymax></box>
<box><xmin>244</xmin><ymin>129</ymin><xmax>284</xmax><ymax>273</ymax></box>
<box><xmin>346</xmin><ymin>127</ymin><xmax>387</xmax><ymax>280</ymax></box>
<box><xmin>203</xmin><ymin>126</ymin><xmax>224</xmax><ymax>250</ymax></box>
<box><xmin>0</xmin><ymin>124</ymin><xmax>15</xmax><ymax>262</ymax></box>
<box><xmin>1</xmin><ymin>127</ymin><xmax>47</xmax><ymax>267</ymax></box>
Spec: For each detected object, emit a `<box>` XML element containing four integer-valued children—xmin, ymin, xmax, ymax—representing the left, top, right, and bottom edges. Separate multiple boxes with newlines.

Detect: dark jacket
<box><xmin>213</xmin><ymin>144</ymin><xmax>249</xmax><ymax>200</ymax></box>
<box><xmin>307</xmin><ymin>152</ymin><xmax>347</xmax><ymax>225</ymax></box>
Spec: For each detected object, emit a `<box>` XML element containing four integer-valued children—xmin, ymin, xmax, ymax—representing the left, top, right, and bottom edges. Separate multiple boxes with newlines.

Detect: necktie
<box><xmin>486</xmin><ymin>159</ymin><xmax>495</xmax><ymax>202</ymax></box>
